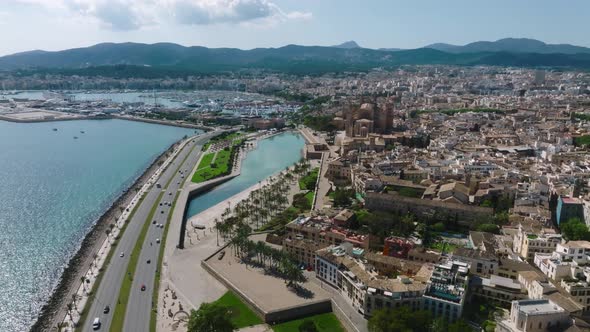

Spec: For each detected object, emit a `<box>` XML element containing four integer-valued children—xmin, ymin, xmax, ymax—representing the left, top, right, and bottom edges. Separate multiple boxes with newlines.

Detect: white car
<box><xmin>92</xmin><ymin>317</ymin><xmax>101</xmax><ymax>330</ymax></box>
<box><xmin>120</xmin><ymin>252</ymin><xmax>124</xmax><ymax>258</ymax></box>
<box><xmin>156</xmin><ymin>238</ymin><xmax>160</xmax><ymax>244</ymax></box>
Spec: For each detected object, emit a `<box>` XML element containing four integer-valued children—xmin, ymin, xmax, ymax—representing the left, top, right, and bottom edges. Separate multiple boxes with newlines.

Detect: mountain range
<box><xmin>423</xmin><ymin>38</ymin><xmax>590</xmax><ymax>55</ymax></box>
<box><xmin>2</xmin><ymin>38</ymin><xmax>590</xmax><ymax>75</ymax></box>
<box><xmin>335</xmin><ymin>38</ymin><xmax>590</xmax><ymax>55</ymax></box>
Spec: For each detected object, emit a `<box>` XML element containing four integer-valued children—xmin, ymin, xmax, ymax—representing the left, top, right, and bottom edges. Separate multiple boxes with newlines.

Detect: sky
<box><xmin>1</xmin><ymin>0</ymin><xmax>589</xmax><ymax>56</ymax></box>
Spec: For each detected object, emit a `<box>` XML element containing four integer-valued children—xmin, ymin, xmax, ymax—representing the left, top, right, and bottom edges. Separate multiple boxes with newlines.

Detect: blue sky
<box><xmin>1</xmin><ymin>0</ymin><xmax>589</xmax><ymax>56</ymax></box>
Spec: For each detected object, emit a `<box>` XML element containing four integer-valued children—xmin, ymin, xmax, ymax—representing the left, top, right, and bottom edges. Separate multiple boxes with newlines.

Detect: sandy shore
<box><xmin>31</xmin><ymin>140</ymin><xmax>182</xmax><ymax>332</ymax></box>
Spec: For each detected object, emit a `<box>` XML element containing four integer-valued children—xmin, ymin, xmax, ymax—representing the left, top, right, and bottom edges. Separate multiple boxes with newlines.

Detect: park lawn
<box><xmin>197</xmin><ymin>152</ymin><xmax>215</xmax><ymax>170</ymax></box>
<box><xmin>272</xmin><ymin>313</ymin><xmax>345</xmax><ymax>332</ymax></box>
<box><xmin>213</xmin><ymin>291</ymin><xmax>263</xmax><ymax>328</ymax></box>
<box><xmin>215</xmin><ymin>148</ymin><xmax>232</xmax><ymax>173</ymax></box>
<box><xmin>304</xmin><ymin>191</ymin><xmax>314</xmax><ymax>206</ymax></box>
<box><xmin>192</xmin><ymin>149</ymin><xmax>234</xmax><ymax>183</ymax></box>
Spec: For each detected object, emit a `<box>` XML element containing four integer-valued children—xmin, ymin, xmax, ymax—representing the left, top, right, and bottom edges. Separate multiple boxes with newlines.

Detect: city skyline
<box><xmin>2</xmin><ymin>0</ymin><xmax>590</xmax><ymax>56</ymax></box>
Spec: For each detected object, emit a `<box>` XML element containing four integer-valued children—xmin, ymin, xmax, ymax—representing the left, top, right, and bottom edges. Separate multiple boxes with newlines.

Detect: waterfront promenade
<box><xmin>77</xmin><ymin>131</ymin><xmax>216</xmax><ymax>331</ymax></box>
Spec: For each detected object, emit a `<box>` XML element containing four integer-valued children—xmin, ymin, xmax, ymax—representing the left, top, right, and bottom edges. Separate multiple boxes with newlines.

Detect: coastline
<box><xmin>0</xmin><ymin>114</ymin><xmax>212</xmax><ymax>132</ymax></box>
<box><xmin>30</xmin><ymin>139</ymin><xmax>182</xmax><ymax>332</ymax></box>
<box><xmin>113</xmin><ymin>115</ymin><xmax>213</xmax><ymax>131</ymax></box>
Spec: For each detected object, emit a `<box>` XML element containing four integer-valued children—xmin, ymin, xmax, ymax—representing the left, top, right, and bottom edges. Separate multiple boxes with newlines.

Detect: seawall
<box><xmin>114</xmin><ymin>115</ymin><xmax>214</xmax><ymax>131</ymax></box>
<box><xmin>30</xmin><ymin>137</ymin><xmax>183</xmax><ymax>332</ymax></box>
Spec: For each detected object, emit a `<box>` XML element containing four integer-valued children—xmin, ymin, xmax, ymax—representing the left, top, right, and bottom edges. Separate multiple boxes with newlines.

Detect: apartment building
<box><xmin>422</xmin><ymin>260</ymin><xmax>469</xmax><ymax>322</ymax></box>
<box><xmin>513</xmin><ymin>225</ymin><xmax>562</xmax><ymax>261</ymax></box>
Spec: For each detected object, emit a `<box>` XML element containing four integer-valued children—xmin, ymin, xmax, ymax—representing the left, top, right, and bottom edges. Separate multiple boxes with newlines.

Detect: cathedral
<box><xmin>342</xmin><ymin>100</ymin><xmax>395</xmax><ymax>137</ymax></box>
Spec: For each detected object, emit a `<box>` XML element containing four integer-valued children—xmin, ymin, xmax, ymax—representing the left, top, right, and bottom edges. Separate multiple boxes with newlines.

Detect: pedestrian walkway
<box><xmin>58</xmin><ymin>136</ymin><xmax>196</xmax><ymax>331</ymax></box>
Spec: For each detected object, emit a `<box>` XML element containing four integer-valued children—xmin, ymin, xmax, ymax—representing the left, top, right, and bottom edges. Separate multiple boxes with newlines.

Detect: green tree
<box><xmin>187</xmin><ymin>302</ymin><xmax>234</xmax><ymax>332</ymax></box>
<box><xmin>333</xmin><ymin>188</ymin><xmax>355</xmax><ymax>207</ymax></box>
<box><xmin>431</xmin><ymin>317</ymin><xmax>448</xmax><ymax>332</ymax></box>
<box><xmin>476</xmin><ymin>223</ymin><xmax>500</xmax><ymax>234</ymax></box>
<box><xmin>431</xmin><ymin>222</ymin><xmax>446</xmax><ymax>232</ymax></box>
<box><xmin>480</xmin><ymin>199</ymin><xmax>493</xmax><ymax>207</ymax></box>
<box><xmin>494</xmin><ymin>211</ymin><xmax>509</xmax><ymax>225</ymax></box>
<box><xmin>368</xmin><ymin>306</ymin><xmax>432</xmax><ymax>332</ymax></box>
<box><xmin>418</xmin><ymin>223</ymin><xmax>433</xmax><ymax>247</ymax></box>
<box><xmin>292</xmin><ymin>193</ymin><xmax>312</xmax><ymax>211</ymax></box>
<box><xmin>449</xmin><ymin>319</ymin><xmax>473</xmax><ymax>332</ymax></box>
<box><xmin>560</xmin><ymin>217</ymin><xmax>590</xmax><ymax>241</ymax></box>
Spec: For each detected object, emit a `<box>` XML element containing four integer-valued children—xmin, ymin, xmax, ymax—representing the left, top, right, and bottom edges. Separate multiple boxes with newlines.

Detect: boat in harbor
<box><xmin>80</xmin><ymin>131</ymin><xmax>85</xmax><ymax>134</ymax></box>
<box><xmin>52</xmin><ymin>128</ymin><xmax>58</xmax><ymax>131</ymax></box>
<box><xmin>73</xmin><ymin>136</ymin><xmax>78</xmax><ymax>139</ymax></box>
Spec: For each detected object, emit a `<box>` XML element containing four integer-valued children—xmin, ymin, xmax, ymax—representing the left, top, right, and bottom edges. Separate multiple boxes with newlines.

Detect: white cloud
<box><xmin>9</xmin><ymin>0</ymin><xmax>311</xmax><ymax>30</ymax></box>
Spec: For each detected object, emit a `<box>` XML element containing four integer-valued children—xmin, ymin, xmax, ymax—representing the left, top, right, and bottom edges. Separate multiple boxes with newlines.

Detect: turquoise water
<box><xmin>0</xmin><ymin>119</ymin><xmax>196</xmax><ymax>331</ymax></box>
<box><xmin>187</xmin><ymin>132</ymin><xmax>305</xmax><ymax>217</ymax></box>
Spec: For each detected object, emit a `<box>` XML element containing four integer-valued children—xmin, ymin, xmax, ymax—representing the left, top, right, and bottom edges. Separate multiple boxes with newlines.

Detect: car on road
<box><xmin>159</xmin><ymin>202</ymin><xmax>163</xmax><ymax>206</ymax></box>
<box><xmin>168</xmin><ymin>192</ymin><xmax>172</xmax><ymax>196</ymax></box>
<box><xmin>159</xmin><ymin>224</ymin><xmax>163</xmax><ymax>228</ymax></box>
<box><xmin>161</xmin><ymin>210</ymin><xmax>164</xmax><ymax>214</ymax></box>
<box><xmin>140</xmin><ymin>284</ymin><xmax>146</xmax><ymax>291</ymax></box>
<box><xmin>147</xmin><ymin>259</ymin><xmax>151</xmax><ymax>264</ymax></box>
<box><xmin>92</xmin><ymin>317</ymin><xmax>101</xmax><ymax>330</ymax></box>
<box><xmin>156</xmin><ymin>238</ymin><xmax>160</xmax><ymax>244</ymax></box>
<box><xmin>218</xmin><ymin>251</ymin><xmax>225</xmax><ymax>260</ymax></box>
<box><xmin>152</xmin><ymin>220</ymin><xmax>156</xmax><ymax>224</ymax></box>
<box><xmin>103</xmin><ymin>305</ymin><xmax>110</xmax><ymax>314</ymax></box>
<box><xmin>119</xmin><ymin>252</ymin><xmax>124</xmax><ymax>258</ymax></box>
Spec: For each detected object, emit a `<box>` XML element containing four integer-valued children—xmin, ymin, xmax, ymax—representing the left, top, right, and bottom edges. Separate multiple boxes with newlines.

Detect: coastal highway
<box><xmin>82</xmin><ymin>132</ymin><xmax>213</xmax><ymax>331</ymax></box>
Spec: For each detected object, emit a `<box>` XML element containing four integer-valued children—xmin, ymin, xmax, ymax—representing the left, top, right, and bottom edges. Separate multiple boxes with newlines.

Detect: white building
<box><xmin>496</xmin><ymin>299</ymin><xmax>570</xmax><ymax>332</ymax></box>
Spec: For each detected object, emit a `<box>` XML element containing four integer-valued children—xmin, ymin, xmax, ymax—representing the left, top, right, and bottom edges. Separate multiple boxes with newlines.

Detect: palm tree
<box><xmin>214</xmin><ymin>218</ymin><xmax>220</xmax><ymax>246</ymax></box>
<box><xmin>71</xmin><ymin>294</ymin><xmax>79</xmax><ymax>313</ymax></box>
<box><xmin>80</xmin><ymin>276</ymin><xmax>87</xmax><ymax>294</ymax></box>
<box><xmin>255</xmin><ymin>241</ymin><xmax>266</xmax><ymax>265</ymax></box>
<box><xmin>66</xmin><ymin>303</ymin><xmax>74</xmax><ymax>321</ymax></box>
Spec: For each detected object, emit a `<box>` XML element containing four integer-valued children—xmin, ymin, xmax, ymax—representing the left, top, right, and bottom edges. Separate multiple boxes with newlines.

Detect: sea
<box><xmin>0</xmin><ymin>119</ymin><xmax>196</xmax><ymax>331</ymax></box>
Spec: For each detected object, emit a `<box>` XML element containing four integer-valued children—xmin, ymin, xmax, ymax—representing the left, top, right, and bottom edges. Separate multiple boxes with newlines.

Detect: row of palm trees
<box><xmin>230</xmin><ymin>224</ymin><xmax>305</xmax><ymax>286</ymax></box>
<box><xmin>214</xmin><ymin>158</ymin><xmax>312</xmax><ymax>242</ymax></box>
<box><xmin>209</xmin><ymin>158</ymin><xmax>313</xmax><ymax>286</ymax></box>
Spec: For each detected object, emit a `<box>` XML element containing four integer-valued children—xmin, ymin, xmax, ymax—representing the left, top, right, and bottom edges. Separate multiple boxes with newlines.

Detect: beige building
<box><xmin>452</xmin><ymin>247</ymin><xmax>498</xmax><ymax>277</ymax></box>
<box><xmin>513</xmin><ymin>224</ymin><xmax>562</xmax><ymax>261</ymax></box>
<box><xmin>470</xmin><ymin>275</ymin><xmax>527</xmax><ymax>308</ymax></box>
<box><xmin>365</xmin><ymin>191</ymin><xmax>493</xmax><ymax>226</ymax></box>
<box><xmin>283</xmin><ymin>237</ymin><xmax>327</xmax><ymax>269</ymax></box>
<box><xmin>326</xmin><ymin>158</ymin><xmax>352</xmax><ymax>185</ymax></box>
